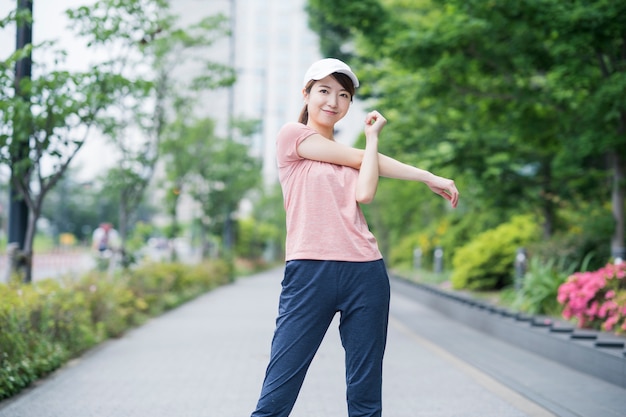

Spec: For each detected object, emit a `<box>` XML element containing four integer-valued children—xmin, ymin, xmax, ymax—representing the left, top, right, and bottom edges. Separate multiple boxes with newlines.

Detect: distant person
<box><xmin>250</xmin><ymin>58</ymin><xmax>459</xmax><ymax>417</ymax></box>
<box><xmin>92</xmin><ymin>223</ymin><xmax>120</xmax><ymax>254</ymax></box>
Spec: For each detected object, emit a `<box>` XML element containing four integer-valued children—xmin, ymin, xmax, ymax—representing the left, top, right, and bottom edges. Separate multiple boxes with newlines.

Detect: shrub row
<box><xmin>0</xmin><ymin>260</ymin><xmax>231</xmax><ymax>401</ymax></box>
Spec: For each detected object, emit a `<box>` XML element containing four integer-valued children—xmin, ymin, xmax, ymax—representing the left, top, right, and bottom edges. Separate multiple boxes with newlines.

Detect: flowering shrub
<box><xmin>557</xmin><ymin>262</ymin><xmax>626</xmax><ymax>333</ymax></box>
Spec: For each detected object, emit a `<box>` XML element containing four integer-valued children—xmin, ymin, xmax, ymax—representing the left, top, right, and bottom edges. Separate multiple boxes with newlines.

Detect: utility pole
<box><xmin>8</xmin><ymin>0</ymin><xmax>33</xmax><ymax>281</ymax></box>
<box><xmin>227</xmin><ymin>0</ymin><xmax>236</xmax><ymax>140</ymax></box>
<box><xmin>223</xmin><ymin>0</ymin><xmax>236</xmax><ymax>256</ymax></box>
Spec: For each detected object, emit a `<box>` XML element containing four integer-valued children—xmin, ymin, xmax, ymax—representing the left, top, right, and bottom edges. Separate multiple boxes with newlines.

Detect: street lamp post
<box><xmin>8</xmin><ymin>0</ymin><xmax>33</xmax><ymax>281</ymax></box>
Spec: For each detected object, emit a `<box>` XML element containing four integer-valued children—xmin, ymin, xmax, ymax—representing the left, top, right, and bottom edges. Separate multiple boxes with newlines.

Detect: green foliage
<box><xmin>511</xmin><ymin>256</ymin><xmax>583</xmax><ymax>316</ymax></box>
<box><xmin>306</xmin><ymin>0</ymin><xmax>626</xmax><ymax>273</ymax></box>
<box><xmin>525</xmin><ymin>200</ymin><xmax>614</xmax><ymax>273</ymax></box>
<box><xmin>71</xmin><ymin>0</ymin><xmax>237</xmax><ymax>250</ymax></box>
<box><xmin>451</xmin><ymin>215</ymin><xmax>540</xmax><ymax>290</ymax></box>
<box><xmin>307</xmin><ymin>0</ymin><xmax>390</xmax><ymax>60</ymax></box>
<box><xmin>388</xmin><ymin>200</ymin><xmax>505</xmax><ymax>271</ymax></box>
<box><xmin>172</xmin><ymin>117</ymin><xmax>261</xmax><ymax>254</ymax></box>
<box><xmin>389</xmin><ymin>217</ymin><xmax>450</xmax><ymax>270</ymax></box>
<box><xmin>390</xmin><ymin>232</ymin><xmax>426</xmax><ymax>270</ymax></box>
<box><xmin>126</xmin><ymin>261</ymin><xmax>230</xmax><ymax>314</ymax></box>
<box><xmin>249</xmin><ymin>184</ymin><xmax>287</xmax><ymax>262</ymax></box>
<box><xmin>235</xmin><ymin>217</ymin><xmax>281</xmax><ymax>260</ymax></box>
<box><xmin>125</xmin><ymin>221</ymin><xmax>158</xmax><ymax>253</ymax></box>
<box><xmin>0</xmin><ymin>260</ymin><xmax>230</xmax><ymax>400</ymax></box>
<box><xmin>0</xmin><ymin>284</ymin><xmax>68</xmax><ymax>399</ymax></box>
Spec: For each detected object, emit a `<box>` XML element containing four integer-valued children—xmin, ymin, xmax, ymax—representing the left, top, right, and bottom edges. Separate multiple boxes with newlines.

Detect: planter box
<box><xmin>391</xmin><ymin>274</ymin><xmax>626</xmax><ymax>388</ymax></box>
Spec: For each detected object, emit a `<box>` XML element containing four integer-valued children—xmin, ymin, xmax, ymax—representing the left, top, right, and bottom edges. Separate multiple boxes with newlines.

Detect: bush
<box><xmin>540</xmin><ymin>200</ymin><xmax>614</xmax><ymax>272</ymax></box>
<box><xmin>236</xmin><ymin>217</ymin><xmax>281</xmax><ymax>260</ymax></box>
<box><xmin>390</xmin><ymin>218</ymin><xmax>454</xmax><ymax>271</ymax></box>
<box><xmin>390</xmin><ymin>231</ymin><xmax>429</xmax><ymax>270</ymax></box>
<box><xmin>512</xmin><ymin>257</ymin><xmax>580</xmax><ymax>316</ymax></box>
<box><xmin>557</xmin><ymin>262</ymin><xmax>626</xmax><ymax>333</ymax></box>
<box><xmin>127</xmin><ymin>261</ymin><xmax>231</xmax><ymax>314</ymax></box>
<box><xmin>0</xmin><ymin>260</ymin><xmax>230</xmax><ymax>401</ymax></box>
<box><xmin>451</xmin><ymin>215</ymin><xmax>540</xmax><ymax>290</ymax></box>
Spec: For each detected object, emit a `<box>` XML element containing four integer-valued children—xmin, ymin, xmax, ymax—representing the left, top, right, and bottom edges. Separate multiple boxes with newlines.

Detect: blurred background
<box><xmin>0</xmin><ymin>1</ymin><xmax>624</xmax><ymax>305</ymax></box>
<box><xmin>0</xmin><ymin>0</ymin><xmax>367</xmax><ymax>282</ymax></box>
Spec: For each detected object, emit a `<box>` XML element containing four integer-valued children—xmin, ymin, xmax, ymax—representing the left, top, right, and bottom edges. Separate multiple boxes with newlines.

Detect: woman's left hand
<box><xmin>426</xmin><ymin>175</ymin><xmax>460</xmax><ymax>208</ymax></box>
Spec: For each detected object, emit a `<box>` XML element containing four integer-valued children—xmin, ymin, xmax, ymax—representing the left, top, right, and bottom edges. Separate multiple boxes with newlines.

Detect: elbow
<box><xmin>356</xmin><ymin>190</ymin><xmax>376</xmax><ymax>204</ymax></box>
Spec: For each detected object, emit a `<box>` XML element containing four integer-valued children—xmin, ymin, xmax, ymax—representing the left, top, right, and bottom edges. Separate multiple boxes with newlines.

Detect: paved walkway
<box><xmin>1</xmin><ymin>267</ymin><xmax>625</xmax><ymax>417</ymax></box>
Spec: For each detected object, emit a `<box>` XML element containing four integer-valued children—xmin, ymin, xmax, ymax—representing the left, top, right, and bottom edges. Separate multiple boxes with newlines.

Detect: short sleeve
<box><xmin>276</xmin><ymin>122</ymin><xmax>317</xmax><ymax>168</ymax></box>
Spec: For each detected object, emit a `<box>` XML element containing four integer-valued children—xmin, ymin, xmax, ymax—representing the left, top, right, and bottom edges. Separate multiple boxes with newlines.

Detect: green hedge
<box><xmin>0</xmin><ymin>260</ymin><xmax>230</xmax><ymax>400</ymax></box>
<box><xmin>451</xmin><ymin>215</ymin><xmax>540</xmax><ymax>290</ymax></box>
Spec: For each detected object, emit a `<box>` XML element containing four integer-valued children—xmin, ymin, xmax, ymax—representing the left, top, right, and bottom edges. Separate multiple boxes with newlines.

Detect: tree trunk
<box><xmin>19</xmin><ymin>205</ymin><xmax>38</xmax><ymax>283</ymax></box>
<box><xmin>610</xmin><ymin>150</ymin><xmax>625</xmax><ymax>261</ymax></box>
<box><xmin>540</xmin><ymin>159</ymin><xmax>554</xmax><ymax>239</ymax></box>
<box><xmin>167</xmin><ymin>193</ymin><xmax>180</xmax><ymax>262</ymax></box>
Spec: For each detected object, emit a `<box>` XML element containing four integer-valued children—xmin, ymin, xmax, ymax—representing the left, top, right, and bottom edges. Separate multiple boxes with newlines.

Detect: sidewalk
<box><xmin>0</xmin><ymin>267</ymin><xmax>624</xmax><ymax>416</ymax></box>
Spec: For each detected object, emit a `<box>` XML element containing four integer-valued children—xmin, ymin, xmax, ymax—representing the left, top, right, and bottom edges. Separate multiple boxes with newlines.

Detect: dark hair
<box><xmin>298</xmin><ymin>72</ymin><xmax>356</xmax><ymax>124</ymax></box>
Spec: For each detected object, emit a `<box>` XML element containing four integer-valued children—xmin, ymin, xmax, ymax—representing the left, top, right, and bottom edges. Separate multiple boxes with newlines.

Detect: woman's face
<box><xmin>303</xmin><ymin>75</ymin><xmax>352</xmax><ymax>132</ymax></box>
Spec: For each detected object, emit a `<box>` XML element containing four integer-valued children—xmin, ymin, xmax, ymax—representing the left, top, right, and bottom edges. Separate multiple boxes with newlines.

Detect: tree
<box><xmin>248</xmin><ymin>183</ymin><xmax>287</xmax><ymax>261</ymax></box>
<box><xmin>40</xmin><ymin>170</ymin><xmax>102</xmax><ymax>243</ymax></box>
<box><xmin>0</xmin><ymin>7</ymin><xmax>133</xmax><ymax>282</ymax></box>
<box><xmin>67</xmin><ymin>0</ymin><xmax>235</xmax><ymax>255</ymax></box>
<box><xmin>306</xmin><ymin>0</ymin><xmax>626</xmax><ymax>262</ymax></box>
<box><xmin>180</xmin><ymin>117</ymin><xmax>262</xmax><ymax>260</ymax></box>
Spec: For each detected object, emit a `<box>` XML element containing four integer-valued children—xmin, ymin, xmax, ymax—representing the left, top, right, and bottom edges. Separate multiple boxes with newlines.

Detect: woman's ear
<box><xmin>302</xmin><ymin>88</ymin><xmax>309</xmax><ymax>104</ymax></box>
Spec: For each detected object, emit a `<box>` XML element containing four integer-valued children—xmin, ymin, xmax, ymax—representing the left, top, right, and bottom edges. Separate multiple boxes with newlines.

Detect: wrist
<box><xmin>419</xmin><ymin>170</ymin><xmax>436</xmax><ymax>184</ymax></box>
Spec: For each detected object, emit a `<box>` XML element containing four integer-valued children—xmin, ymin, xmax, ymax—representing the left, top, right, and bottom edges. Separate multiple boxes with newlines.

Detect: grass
<box><xmin>392</xmin><ymin>266</ymin><xmax>521</xmax><ymax>312</ymax></box>
<box><xmin>391</xmin><ymin>265</ymin><xmax>452</xmax><ymax>287</ymax></box>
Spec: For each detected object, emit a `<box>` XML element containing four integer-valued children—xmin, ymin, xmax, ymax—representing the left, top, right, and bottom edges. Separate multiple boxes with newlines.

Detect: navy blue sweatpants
<box><xmin>251</xmin><ymin>259</ymin><xmax>390</xmax><ymax>417</ymax></box>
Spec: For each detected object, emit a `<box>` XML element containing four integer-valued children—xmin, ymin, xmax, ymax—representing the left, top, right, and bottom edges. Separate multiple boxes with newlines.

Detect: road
<box><xmin>0</xmin><ymin>248</ymin><xmax>95</xmax><ymax>283</ymax></box>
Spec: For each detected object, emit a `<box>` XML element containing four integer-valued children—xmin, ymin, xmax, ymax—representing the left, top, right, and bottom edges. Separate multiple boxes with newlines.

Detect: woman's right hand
<box><xmin>364</xmin><ymin>110</ymin><xmax>387</xmax><ymax>138</ymax></box>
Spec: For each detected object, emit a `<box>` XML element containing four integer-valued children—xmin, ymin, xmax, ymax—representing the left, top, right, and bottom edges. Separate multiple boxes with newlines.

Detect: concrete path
<box><xmin>0</xmin><ymin>267</ymin><xmax>624</xmax><ymax>416</ymax></box>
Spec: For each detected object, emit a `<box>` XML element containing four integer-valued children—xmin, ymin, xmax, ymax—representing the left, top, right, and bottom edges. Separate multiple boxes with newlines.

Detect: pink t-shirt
<box><xmin>276</xmin><ymin>122</ymin><xmax>382</xmax><ymax>262</ymax></box>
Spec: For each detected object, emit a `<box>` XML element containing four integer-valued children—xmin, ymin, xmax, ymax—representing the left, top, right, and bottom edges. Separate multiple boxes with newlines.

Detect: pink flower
<box><xmin>602</xmin><ymin>314</ymin><xmax>619</xmax><ymax>332</ymax></box>
<box><xmin>586</xmin><ymin>301</ymin><xmax>599</xmax><ymax>316</ymax></box>
<box><xmin>558</xmin><ymin>262</ymin><xmax>626</xmax><ymax>334</ymax></box>
<box><xmin>562</xmin><ymin>306</ymin><xmax>572</xmax><ymax>320</ymax></box>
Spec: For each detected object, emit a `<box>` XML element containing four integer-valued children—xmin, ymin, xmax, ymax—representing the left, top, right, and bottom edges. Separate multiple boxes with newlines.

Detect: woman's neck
<box><xmin>307</xmin><ymin>121</ymin><xmax>334</xmax><ymax>140</ymax></box>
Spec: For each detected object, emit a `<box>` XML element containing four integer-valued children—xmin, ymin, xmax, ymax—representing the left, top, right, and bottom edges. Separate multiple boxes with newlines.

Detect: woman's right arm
<box><xmin>297</xmin><ymin>134</ymin><xmax>459</xmax><ymax>208</ymax></box>
<box><xmin>296</xmin><ymin>134</ymin><xmax>364</xmax><ymax>169</ymax></box>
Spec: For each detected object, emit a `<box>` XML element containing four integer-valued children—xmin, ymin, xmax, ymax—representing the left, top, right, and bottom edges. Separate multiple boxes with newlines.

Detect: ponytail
<box><xmin>299</xmin><ymin>79</ymin><xmax>315</xmax><ymax>124</ymax></box>
<box><xmin>298</xmin><ymin>105</ymin><xmax>309</xmax><ymax>124</ymax></box>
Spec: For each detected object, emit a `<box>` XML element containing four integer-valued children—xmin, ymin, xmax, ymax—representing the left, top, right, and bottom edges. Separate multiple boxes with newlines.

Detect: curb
<box><xmin>391</xmin><ymin>274</ymin><xmax>626</xmax><ymax>389</ymax></box>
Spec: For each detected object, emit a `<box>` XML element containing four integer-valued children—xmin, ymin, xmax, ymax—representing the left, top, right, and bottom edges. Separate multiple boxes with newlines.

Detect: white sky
<box><xmin>0</xmin><ymin>0</ymin><xmax>117</xmax><ymax>181</ymax></box>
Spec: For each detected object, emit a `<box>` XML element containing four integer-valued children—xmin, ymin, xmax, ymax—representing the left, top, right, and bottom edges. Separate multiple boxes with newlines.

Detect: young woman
<box><xmin>250</xmin><ymin>58</ymin><xmax>459</xmax><ymax>417</ymax></box>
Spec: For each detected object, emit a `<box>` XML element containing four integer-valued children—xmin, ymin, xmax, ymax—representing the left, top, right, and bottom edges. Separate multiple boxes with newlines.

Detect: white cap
<box><xmin>302</xmin><ymin>58</ymin><xmax>360</xmax><ymax>88</ymax></box>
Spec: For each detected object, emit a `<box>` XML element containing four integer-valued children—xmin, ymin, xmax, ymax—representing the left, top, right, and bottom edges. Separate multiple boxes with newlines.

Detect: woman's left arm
<box><xmin>378</xmin><ymin>154</ymin><xmax>459</xmax><ymax>208</ymax></box>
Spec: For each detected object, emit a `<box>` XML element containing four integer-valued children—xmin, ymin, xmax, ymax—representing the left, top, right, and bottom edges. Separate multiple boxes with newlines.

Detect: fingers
<box><xmin>446</xmin><ymin>181</ymin><xmax>459</xmax><ymax>208</ymax></box>
<box><xmin>435</xmin><ymin>179</ymin><xmax>459</xmax><ymax>208</ymax></box>
<box><xmin>365</xmin><ymin>110</ymin><xmax>386</xmax><ymax>127</ymax></box>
